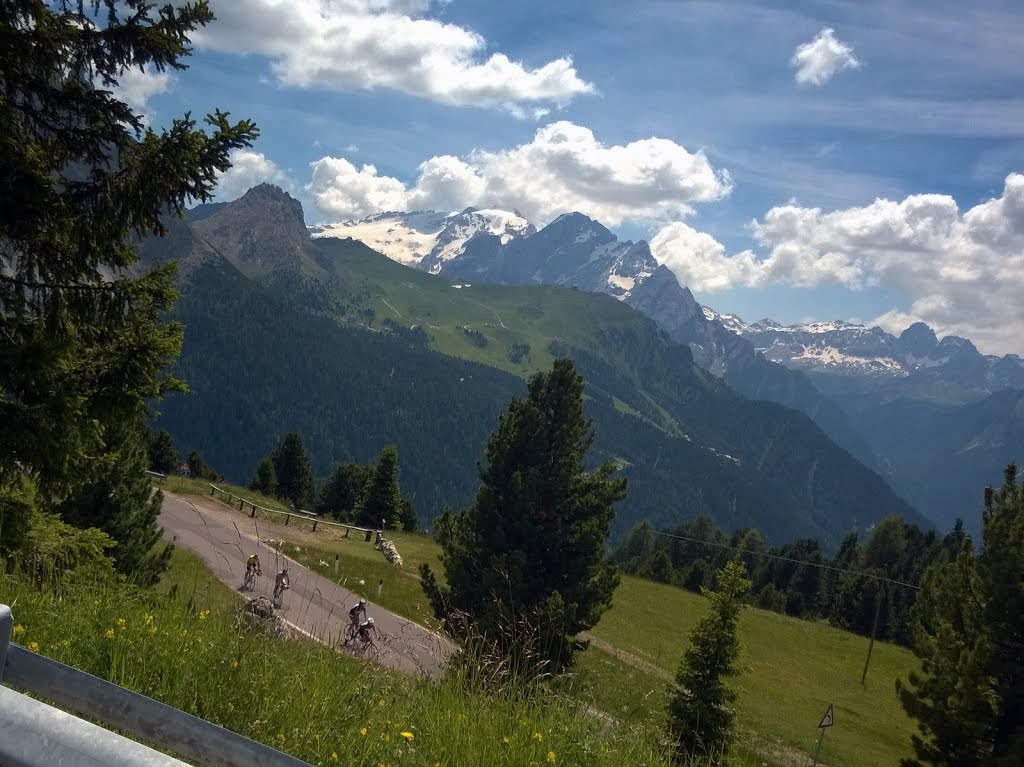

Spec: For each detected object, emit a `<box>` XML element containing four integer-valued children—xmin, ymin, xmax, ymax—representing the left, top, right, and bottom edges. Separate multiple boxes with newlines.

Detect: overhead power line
<box><xmin>648</xmin><ymin>529</ymin><xmax>921</xmax><ymax>591</ymax></box>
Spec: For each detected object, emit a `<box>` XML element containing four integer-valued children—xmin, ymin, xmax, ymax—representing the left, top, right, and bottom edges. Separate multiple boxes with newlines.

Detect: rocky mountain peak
<box><xmin>191</xmin><ymin>184</ymin><xmax>314</xmax><ymax>277</ymax></box>
<box><xmin>896</xmin><ymin>321</ymin><xmax>939</xmax><ymax>355</ymax></box>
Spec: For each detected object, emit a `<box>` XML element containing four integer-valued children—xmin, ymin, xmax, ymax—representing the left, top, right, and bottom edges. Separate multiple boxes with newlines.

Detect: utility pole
<box><xmin>861</xmin><ymin>580</ymin><xmax>885</xmax><ymax>687</ymax></box>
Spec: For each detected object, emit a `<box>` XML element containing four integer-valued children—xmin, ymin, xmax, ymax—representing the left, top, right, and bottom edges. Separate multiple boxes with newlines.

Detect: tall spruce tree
<box><xmin>58</xmin><ymin>422</ymin><xmax>172</xmax><ymax>585</ymax></box>
<box><xmin>1</xmin><ymin>1</ymin><xmax>256</xmax><ymax>494</ymax></box>
<box><xmin>0</xmin><ymin>1</ymin><xmax>256</xmax><ymax>566</ymax></box>
<box><xmin>667</xmin><ymin>559</ymin><xmax>752</xmax><ymax>763</ymax></box>
<box><xmin>421</xmin><ymin>358</ymin><xmax>627</xmax><ymax>673</ymax></box>
<box><xmin>248</xmin><ymin>457</ymin><xmax>277</xmax><ymax>497</ymax></box>
<box><xmin>354</xmin><ymin>445</ymin><xmax>401</xmax><ymax>528</ymax></box>
<box><xmin>271</xmin><ymin>433</ymin><xmax>314</xmax><ymax>509</ymax></box>
<box><xmin>318</xmin><ymin>461</ymin><xmax>374</xmax><ymax>520</ymax></box>
<box><xmin>897</xmin><ymin>464</ymin><xmax>1024</xmax><ymax>767</ymax></box>
<box><xmin>149</xmin><ymin>429</ymin><xmax>178</xmax><ymax>475</ymax></box>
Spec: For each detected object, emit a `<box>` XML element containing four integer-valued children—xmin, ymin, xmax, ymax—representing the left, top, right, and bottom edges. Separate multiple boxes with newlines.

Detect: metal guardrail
<box><xmin>0</xmin><ymin>604</ymin><xmax>313</xmax><ymax>767</ymax></box>
<box><xmin>209</xmin><ymin>484</ymin><xmax>374</xmax><ymax>536</ymax></box>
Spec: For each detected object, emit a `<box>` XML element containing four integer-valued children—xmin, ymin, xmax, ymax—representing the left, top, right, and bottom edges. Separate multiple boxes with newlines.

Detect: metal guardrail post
<box><xmin>0</xmin><ymin>603</ymin><xmax>11</xmax><ymax>675</ymax></box>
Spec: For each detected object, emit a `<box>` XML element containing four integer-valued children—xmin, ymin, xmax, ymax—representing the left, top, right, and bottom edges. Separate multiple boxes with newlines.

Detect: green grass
<box><xmin>588</xmin><ymin>576</ymin><xmax>919</xmax><ymax>767</ymax></box>
<box><xmin>172</xmin><ymin>487</ymin><xmax>922</xmax><ymax>767</ymax></box>
<box><xmin>268</xmin><ymin>531</ymin><xmax>443</xmax><ymax>630</ymax></box>
<box><xmin>278</xmin><ymin>535</ymin><xmax>919</xmax><ymax>767</ymax></box>
<box><xmin>322</xmin><ymin>239</ymin><xmax>678</xmax><ymax>418</ymax></box>
<box><xmin>1</xmin><ymin>552</ymin><xmax>670</xmax><ymax>767</ymax></box>
<box><xmin>162</xmin><ymin>475</ymin><xmax>294</xmax><ymax>514</ymax></box>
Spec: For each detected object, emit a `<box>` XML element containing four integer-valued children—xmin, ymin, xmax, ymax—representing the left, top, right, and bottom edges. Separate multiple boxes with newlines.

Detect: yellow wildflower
<box><xmin>276</xmin><ymin>733</ymin><xmax>285</xmax><ymax>744</ymax></box>
<box><xmin>231</xmin><ymin>660</ymin><xmax>239</xmax><ymax>670</ymax></box>
<box><xmin>400</xmin><ymin>731</ymin><xmax>414</xmax><ymax>741</ymax></box>
<box><xmin>27</xmin><ymin>641</ymin><xmax>40</xmax><ymax>653</ymax></box>
<box><xmin>331</xmin><ymin>754</ymin><xmax>339</xmax><ymax>764</ymax></box>
<box><xmin>502</xmin><ymin>736</ymin><xmax>511</xmax><ymax>744</ymax></box>
<box><xmin>179</xmin><ymin>629</ymin><xmax>188</xmax><ymax>638</ymax></box>
<box><xmin>378</xmin><ymin>698</ymin><xmax>386</xmax><ymax>707</ymax></box>
<box><xmin>13</xmin><ymin>624</ymin><xmax>25</xmax><ymax>638</ymax></box>
<box><xmin>360</xmin><ymin>727</ymin><xmax>368</xmax><ymax>737</ymax></box>
<box><xmin>532</xmin><ymin>732</ymin><xmax>543</xmax><ymax>742</ymax></box>
<box><xmin>116</xmin><ymin>618</ymin><xmax>126</xmax><ymax>630</ymax></box>
<box><xmin>104</xmin><ymin>628</ymin><xmax>115</xmax><ymax>640</ymax></box>
<box><xmin>547</xmin><ymin>751</ymin><xmax>556</xmax><ymax>764</ymax></box>
<box><xmin>199</xmin><ymin>610</ymin><xmax>210</xmax><ymax>621</ymax></box>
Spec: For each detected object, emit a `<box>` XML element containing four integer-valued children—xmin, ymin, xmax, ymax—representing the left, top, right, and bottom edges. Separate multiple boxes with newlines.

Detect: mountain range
<box><xmin>138</xmin><ymin>185</ymin><xmax>926</xmax><ymax>546</ymax></box>
<box><xmin>320</xmin><ymin>207</ymin><xmax>1024</xmax><ymax>530</ymax></box>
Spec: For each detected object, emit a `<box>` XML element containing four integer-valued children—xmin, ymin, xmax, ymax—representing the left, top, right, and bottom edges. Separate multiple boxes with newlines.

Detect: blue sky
<box><xmin>130</xmin><ymin>0</ymin><xmax>1024</xmax><ymax>354</ymax></box>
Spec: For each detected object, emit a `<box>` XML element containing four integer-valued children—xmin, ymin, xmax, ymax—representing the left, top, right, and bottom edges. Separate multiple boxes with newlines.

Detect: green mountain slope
<box><xmin>145</xmin><ymin>186</ymin><xmax>925</xmax><ymax>544</ymax></box>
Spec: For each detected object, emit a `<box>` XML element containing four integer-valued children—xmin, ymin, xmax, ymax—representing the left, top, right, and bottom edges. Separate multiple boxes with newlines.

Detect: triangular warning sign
<box><xmin>818</xmin><ymin>703</ymin><xmax>834</xmax><ymax>728</ymax></box>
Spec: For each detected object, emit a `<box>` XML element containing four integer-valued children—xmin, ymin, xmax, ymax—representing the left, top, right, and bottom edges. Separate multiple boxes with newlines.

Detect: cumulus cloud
<box><xmin>114</xmin><ymin>67</ymin><xmax>172</xmax><ymax>120</ymax></box>
<box><xmin>194</xmin><ymin>0</ymin><xmax>593</xmax><ymax>116</ymax></box>
<box><xmin>791</xmin><ymin>28</ymin><xmax>860</xmax><ymax>87</ymax></box>
<box><xmin>217</xmin><ymin>150</ymin><xmax>295</xmax><ymax>202</ymax></box>
<box><xmin>650</xmin><ymin>223</ymin><xmax>762</xmax><ymax>292</ymax></box>
<box><xmin>307</xmin><ymin>121</ymin><xmax>732</xmax><ymax>224</ymax></box>
<box><xmin>650</xmin><ymin>174</ymin><xmax>1024</xmax><ymax>354</ymax></box>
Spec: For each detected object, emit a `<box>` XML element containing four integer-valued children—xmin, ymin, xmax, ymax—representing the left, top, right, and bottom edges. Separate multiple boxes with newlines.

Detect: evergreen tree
<box><xmin>186</xmin><ymin>450</ymin><xmax>218</xmax><ymax>482</ymax></box>
<box><xmin>398</xmin><ymin>496</ymin><xmax>418</xmax><ymax>533</ymax></box>
<box><xmin>354</xmin><ymin>445</ymin><xmax>402</xmax><ymax>528</ymax></box>
<box><xmin>421</xmin><ymin>358</ymin><xmax>627</xmax><ymax>673</ymax></box>
<box><xmin>248</xmin><ymin>457</ymin><xmax>277</xmax><ymax>497</ymax></box>
<box><xmin>58</xmin><ymin>423</ymin><xmax>172</xmax><ymax>585</ymax></box>
<box><xmin>271</xmin><ymin>433</ymin><xmax>314</xmax><ymax>509</ymax></box>
<box><xmin>0</xmin><ymin>1</ymin><xmax>256</xmax><ymax>500</ymax></box>
<box><xmin>897</xmin><ymin>464</ymin><xmax>1024</xmax><ymax>767</ymax></box>
<box><xmin>317</xmin><ymin>461</ymin><xmax>374</xmax><ymax>520</ymax></box>
<box><xmin>667</xmin><ymin>559</ymin><xmax>752</xmax><ymax>764</ymax></box>
<box><xmin>149</xmin><ymin>429</ymin><xmax>178</xmax><ymax>475</ymax></box>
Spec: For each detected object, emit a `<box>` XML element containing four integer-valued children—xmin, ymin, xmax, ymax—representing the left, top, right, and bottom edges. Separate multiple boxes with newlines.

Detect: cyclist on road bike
<box><xmin>246</xmin><ymin>553</ymin><xmax>262</xmax><ymax>578</ymax></box>
<box><xmin>273</xmin><ymin>567</ymin><xmax>290</xmax><ymax>601</ymax></box>
<box><xmin>356</xmin><ymin>617</ymin><xmax>380</xmax><ymax>646</ymax></box>
<box><xmin>349</xmin><ymin>598</ymin><xmax>367</xmax><ymax>630</ymax></box>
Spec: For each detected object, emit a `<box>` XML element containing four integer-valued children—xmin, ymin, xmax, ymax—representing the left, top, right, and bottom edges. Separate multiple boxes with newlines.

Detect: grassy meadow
<box><xmin>239</xmin><ymin>491</ymin><xmax>920</xmax><ymax>767</ymax></box>
<box><xmin>2</xmin><ymin>549</ymin><xmax>672</xmax><ymax>767</ymax></box>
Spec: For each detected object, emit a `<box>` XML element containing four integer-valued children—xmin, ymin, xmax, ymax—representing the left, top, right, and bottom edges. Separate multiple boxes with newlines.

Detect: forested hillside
<box><xmin>145</xmin><ymin>187</ymin><xmax>926</xmax><ymax>544</ymax></box>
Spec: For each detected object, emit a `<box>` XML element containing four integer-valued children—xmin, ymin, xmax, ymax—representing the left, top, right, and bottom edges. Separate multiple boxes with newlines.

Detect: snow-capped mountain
<box><xmin>728</xmin><ymin>317</ymin><xmax>1024</xmax><ymax>394</ymax></box>
<box><xmin>310</xmin><ymin>207</ymin><xmax>534</xmax><ymax>273</ymax></box>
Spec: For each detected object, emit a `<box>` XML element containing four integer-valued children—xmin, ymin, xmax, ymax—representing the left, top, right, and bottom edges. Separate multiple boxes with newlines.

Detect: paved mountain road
<box><xmin>158</xmin><ymin>493</ymin><xmax>453</xmax><ymax>677</ymax></box>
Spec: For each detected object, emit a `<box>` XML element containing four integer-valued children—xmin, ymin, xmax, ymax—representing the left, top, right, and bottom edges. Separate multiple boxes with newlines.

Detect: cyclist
<box><xmin>273</xmin><ymin>567</ymin><xmax>290</xmax><ymax>604</ymax></box>
<box><xmin>356</xmin><ymin>617</ymin><xmax>380</xmax><ymax>650</ymax></box>
<box><xmin>345</xmin><ymin>598</ymin><xmax>367</xmax><ymax>644</ymax></box>
<box><xmin>246</xmin><ymin>553</ymin><xmax>262</xmax><ymax>577</ymax></box>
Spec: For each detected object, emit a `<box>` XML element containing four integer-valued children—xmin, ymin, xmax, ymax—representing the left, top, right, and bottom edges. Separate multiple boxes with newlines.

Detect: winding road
<box><xmin>158</xmin><ymin>493</ymin><xmax>453</xmax><ymax>677</ymax></box>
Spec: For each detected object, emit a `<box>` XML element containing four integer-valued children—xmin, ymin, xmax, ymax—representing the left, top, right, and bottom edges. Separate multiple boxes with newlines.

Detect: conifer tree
<box><xmin>58</xmin><ymin>422</ymin><xmax>172</xmax><ymax>585</ymax></box>
<box><xmin>897</xmin><ymin>464</ymin><xmax>1024</xmax><ymax>767</ymax></box>
<box><xmin>317</xmin><ymin>461</ymin><xmax>374</xmax><ymax>520</ymax></box>
<box><xmin>149</xmin><ymin>429</ymin><xmax>178</xmax><ymax>475</ymax></box>
<box><xmin>354</xmin><ymin>445</ymin><xmax>401</xmax><ymax>528</ymax></box>
<box><xmin>271</xmin><ymin>433</ymin><xmax>314</xmax><ymax>509</ymax></box>
<box><xmin>1</xmin><ymin>1</ymin><xmax>257</xmax><ymax>499</ymax></box>
<box><xmin>248</xmin><ymin>457</ymin><xmax>277</xmax><ymax>497</ymax></box>
<box><xmin>421</xmin><ymin>358</ymin><xmax>627</xmax><ymax>673</ymax></box>
<box><xmin>667</xmin><ymin>559</ymin><xmax>752</xmax><ymax>763</ymax></box>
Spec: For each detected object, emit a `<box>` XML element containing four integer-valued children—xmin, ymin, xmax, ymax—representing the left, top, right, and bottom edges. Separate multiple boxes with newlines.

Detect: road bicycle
<box><xmin>240</xmin><ymin>567</ymin><xmax>259</xmax><ymax>592</ymax></box>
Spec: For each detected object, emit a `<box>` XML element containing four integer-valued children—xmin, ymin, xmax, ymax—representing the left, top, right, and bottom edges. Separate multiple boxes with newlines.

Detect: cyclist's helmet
<box><xmin>358</xmin><ymin>598</ymin><xmax>366</xmax><ymax>606</ymax></box>
<box><xmin>366</xmin><ymin>617</ymin><xmax>375</xmax><ymax>626</ymax></box>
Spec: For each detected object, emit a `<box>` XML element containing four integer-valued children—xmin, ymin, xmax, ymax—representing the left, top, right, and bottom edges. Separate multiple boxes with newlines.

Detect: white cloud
<box><xmin>650</xmin><ymin>223</ymin><xmax>761</xmax><ymax>293</ymax></box>
<box><xmin>306</xmin><ymin>157</ymin><xmax>410</xmax><ymax>219</ymax></box>
<box><xmin>791</xmin><ymin>28</ymin><xmax>860</xmax><ymax>87</ymax></box>
<box><xmin>648</xmin><ymin>173</ymin><xmax>1024</xmax><ymax>354</ymax></box>
<box><xmin>115</xmin><ymin>67</ymin><xmax>172</xmax><ymax>120</ymax></box>
<box><xmin>194</xmin><ymin>0</ymin><xmax>593</xmax><ymax>116</ymax></box>
<box><xmin>307</xmin><ymin>121</ymin><xmax>732</xmax><ymax>224</ymax></box>
<box><xmin>217</xmin><ymin>149</ymin><xmax>295</xmax><ymax>202</ymax></box>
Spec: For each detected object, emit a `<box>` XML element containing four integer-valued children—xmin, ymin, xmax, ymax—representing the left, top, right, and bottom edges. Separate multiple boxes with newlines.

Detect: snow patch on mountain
<box><xmin>311</xmin><ymin>208</ymin><xmax>534</xmax><ymax>272</ymax></box>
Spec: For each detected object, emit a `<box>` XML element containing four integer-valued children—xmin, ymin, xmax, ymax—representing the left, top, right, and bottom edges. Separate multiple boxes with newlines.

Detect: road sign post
<box><xmin>811</xmin><ymin>703</ymin><xmax>834</xmax><ymax>766</ymax></box>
